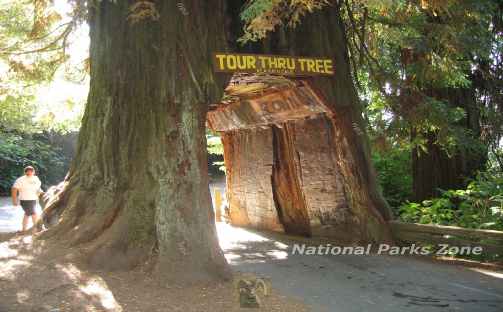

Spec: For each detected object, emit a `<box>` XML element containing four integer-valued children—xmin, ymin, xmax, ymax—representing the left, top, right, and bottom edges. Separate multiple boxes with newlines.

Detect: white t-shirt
<box><xmin>13</xmin><ymin>175</ymin><xmax>42</xmax><ymax>201</ymax></box>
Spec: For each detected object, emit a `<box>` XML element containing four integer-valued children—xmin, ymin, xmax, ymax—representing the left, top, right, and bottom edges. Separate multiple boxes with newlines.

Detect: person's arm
<box><xmin>35</xmin><ymin>177</ymin><xmax>43</xmax><ymax>195</ymax></box>
<box><xmin>11</xmin><ymin>187</ymin><xmax>18</xmax><ymax>206</ymax></box>
<box><xmin>12</xmin><ymin>177</ymin><xmax>21</xmax><ymax>206</ymax></box>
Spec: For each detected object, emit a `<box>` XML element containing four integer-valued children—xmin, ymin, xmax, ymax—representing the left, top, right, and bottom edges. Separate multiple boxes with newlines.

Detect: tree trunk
<box><xmin>220</xmin><ymin>128</ymin><xmax>284</xmax><ymax>232</ymax></box>
<box><xmin>42</xmin><ymin>0</ymin><xmax>230</xmax><ymax>284</ymax></box>
<box><xmin>412</xmin><ymin>87</ymin><xmax>486</xmax><ymax>201</ymax></box>
<box><xmin>280</xmin><ymin>5</ymin><xmax>392</xmax><ymax>242</ymax></box>
<box><xmin>225</xmin><ymin>2</ymin><xmax>393</xmax><ymax>243</ymax></box>
<box><xmin>271</xmin><ymin>124</ymin><xmax>311</xmax><ymax>236</ymax></box>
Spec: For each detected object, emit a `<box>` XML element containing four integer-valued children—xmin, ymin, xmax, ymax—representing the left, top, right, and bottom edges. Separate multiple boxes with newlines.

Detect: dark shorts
<box><xmin>20</xmin><ymin>200</ymin><xmax>37</xmax><ymax>216</ymax></box>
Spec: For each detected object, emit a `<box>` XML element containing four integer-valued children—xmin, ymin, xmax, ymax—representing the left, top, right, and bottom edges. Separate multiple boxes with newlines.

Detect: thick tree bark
<box><xmin>225</xmin><ymin>2</ymin><xmax>393</xmax><ymax>243</ymax></box>
<box><xmin>412</xmin><ymin>88</ymin><xmax>486</xmax><ymax>201</ymax></box>
<box><xmin>221</xmin><ymin>128</ymin><xmax>284</xmax><ymax>232</ymax></box>
<box><xmin>271</xmin><ymin>125</ymin><xmax>311</xmax><ymax>236</ymax></box>
<box><xmin>42</xmin><ymin>0</ymin><xmax>230</xmax><ymax>284</ymax></box>
<box><xmin>277</xmin><ymin>5</ymin><xmax>392</xmax><ymax>242</ymax></box>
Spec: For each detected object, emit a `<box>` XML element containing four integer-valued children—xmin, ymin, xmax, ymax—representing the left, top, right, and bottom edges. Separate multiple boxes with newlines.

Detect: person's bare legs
<box><xmin>31</xmin><ymin>213</ymin><xmax>39</xmax><ymax>234</ymax></box>
<box><xmin>22</xmin><ymin>215</ymin><xmax>29</xmax><ymax>232</ymax></box>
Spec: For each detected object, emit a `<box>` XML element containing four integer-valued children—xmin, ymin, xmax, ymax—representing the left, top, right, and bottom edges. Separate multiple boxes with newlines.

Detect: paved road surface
<box><xmin>0</xmin><ymin>197</ymin><xmax>42</xmax><ymax>233</ymax></box>
<box><xmin>1</xmin><ymin>197</ymin><xmax>502</xmax><ymax>311</ymax></box>
<box><xmin>217</xmin><ymin>223</ymin><xmax>503</xmax><ymax>312</ymax></box>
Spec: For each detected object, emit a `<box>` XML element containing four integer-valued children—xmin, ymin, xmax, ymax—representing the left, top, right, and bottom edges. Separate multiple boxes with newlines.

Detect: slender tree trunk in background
<box><xmin>42</xmin><ymin>0</ymin><xmax>230</xmax><ymax>284</ymax></box>
<box><xmin>412</xmin><ymin>87</ymin><xmax>486</xmax><ymax>201</ymax></box>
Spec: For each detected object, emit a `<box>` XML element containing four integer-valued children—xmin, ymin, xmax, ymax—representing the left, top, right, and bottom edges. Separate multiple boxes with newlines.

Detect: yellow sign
<box><xmin>213</xmin><ymin>53</ymin><xmax>334</xmax><ymax>76</ymax></box>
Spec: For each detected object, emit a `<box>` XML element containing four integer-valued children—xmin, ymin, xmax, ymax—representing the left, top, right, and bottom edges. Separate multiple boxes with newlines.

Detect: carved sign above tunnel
<box><xmin>213</xmin><ymin>53</ymin><xmax>334</xmax><ymax>76</ymax></box>
<box><xmin>207</xmin><ymin>76</ymin><xmax>331</xmax><ymax>132</ymax></box>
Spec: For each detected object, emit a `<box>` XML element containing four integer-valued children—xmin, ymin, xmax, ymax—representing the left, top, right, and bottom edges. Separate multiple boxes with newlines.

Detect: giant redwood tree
<box><xmin>42</xmin><ymin>0</ymin><xmax>231</xmax><ymax>283</ymax></box>
<box><xmin>228</xmin><ymin>1</ymin><xmax>393</xmax><ymax>242</ymax></box>
<box><xmin>42</xmin><ymin>0</ymin><xmax>394</xmax><ymax>283</ymax></box>
<box><xmin>277</xmin><ymin>5</ymin><xmax>393</xmax><ymax>242</ymax></box>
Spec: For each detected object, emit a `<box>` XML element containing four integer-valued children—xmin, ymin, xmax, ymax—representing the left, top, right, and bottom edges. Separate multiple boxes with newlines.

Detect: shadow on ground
<box><xmin>0</xmin><ymin>234</ymin><xmax>122</xmax><ymax>312</ymax></box>
<box><xmin>216</xmin><ymin>223</ymin><xmax>503</xmax><ymax>312</ymax></box>
<box><xmin>2</xmin><ymin>222</ymin><xmax>503</xmax><ymax>312</ymax></box>
<box><xmin>0</xmin><ymin>228</ymin><xmax>306</xmax><ymax>312</ymax></box>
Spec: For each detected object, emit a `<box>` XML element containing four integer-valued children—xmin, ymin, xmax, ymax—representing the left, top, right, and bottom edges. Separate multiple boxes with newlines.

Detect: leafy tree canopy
<box><xmin>241</xmin><ymin>0</ymin><xmax>502</xmax><ymax>160</ymax></box>
<box><xmin>0</xmin><ymin>0</ymin><xmax>87</xmax><ymax>133</ymax></box>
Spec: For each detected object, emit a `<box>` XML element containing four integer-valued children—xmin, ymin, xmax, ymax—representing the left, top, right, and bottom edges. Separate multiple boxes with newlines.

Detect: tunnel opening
<box><xmin>207</xmin><ymin>73</ymin><xmax>356</xmax><ymax>239</ymax></box>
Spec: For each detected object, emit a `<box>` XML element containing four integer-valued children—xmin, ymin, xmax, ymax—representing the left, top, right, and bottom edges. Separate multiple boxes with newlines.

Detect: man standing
<box><xmin>11</xmin><ymin>166</ymin><xmax>43</xmax><ymax>233</ymax></box>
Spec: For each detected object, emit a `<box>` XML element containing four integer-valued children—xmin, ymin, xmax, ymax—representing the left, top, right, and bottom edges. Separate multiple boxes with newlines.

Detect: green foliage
<box><xmin>0</xmin><ymin>0</ymin><xmax>70</xmax><ymax>85</ymax></box>
<box><xmin>361</xmin><ymin>71</ymin><xmax>478</xmax><ymax>156</ymax></box>
<box><xmin>239</xmin><ymin>0</ymin><xmax>328</xmax><ymax>43</ymax></box>
<box><xmin>0</xmin><ymin>130</ymin><xmax>71</xmax><ymax>195</ymax></box>
<box><xmin>240</xmin><ymin>0</ymin><xmax>276</xmax><ymax>22</ymax></box>
<box><xmin>488</xmin><ymin>146</ymin><xmax>503</xmax><ymax>172</ymax></box>
<box><xmin>347</xmin><ymin>0</ymin><xmax>497</xmax><ymax>88</ymax></box>
<box><xmin>0</xmin><ymin>94</ymin><xmax>37</xmax><ymax>131</ymax></box>
<box><xmin>207</xmin><ymin>134</ymin><xmax>224</xmax><ymax>156</ymax></box>
<box><xmin>0</xmin><ymin>0</ymin><xmax>87</xmax><ymax>134</ymax></box>
<box><xmin>206</xmin><ymin>132</ymin><xmax>226</xmax><ymax>178</ymax></box>
<box><xmin>0</xmin><ymin>1</ymin><xmax>87</xmax><ymax>195</ymax></box>
<box><xmin>0</xmin><ymin>87</ymin><xmax>84</xmax><ymax>134</ymax></box>
<box><xmin>399</xmin><ymin>172</ymin><xmax>503</xmax><ymax>231</ymax></box>
<box><xmin>342</xmin><ymin>0</ymin><xmax>501</xmax><ymax>161</ymax></box>
<box><xmin>372</xmin><ymin>148</ymin><xmax>412</xmax><ymax>211</ymax></box>
<box><xmin>240</xmin><ymin>0</ymin><xmax>502</xmax><ymax>168</ymax></box>
<box><xmin>366</xmin><ymin>86</ymin><xmax>412</xmax><ymax>210</ymax></box>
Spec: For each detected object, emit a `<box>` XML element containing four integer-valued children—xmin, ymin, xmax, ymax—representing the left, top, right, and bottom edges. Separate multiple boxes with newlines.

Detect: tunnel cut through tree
<box><xmin>42</xmin><ymin>0</ymin><xmax>393</xmax><ymax>284</ymax></box>
<box><xmin>209</xmin><ymin>1</ymin><xmax>393</xmax><ymax>243</ymax></box>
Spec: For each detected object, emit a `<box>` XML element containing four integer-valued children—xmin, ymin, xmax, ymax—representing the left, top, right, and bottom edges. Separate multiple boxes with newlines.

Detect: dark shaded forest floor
<box><xmin>0</xmin><ymin>232</ymin><xmax>307</xmax><ymax>312</ymax></box>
